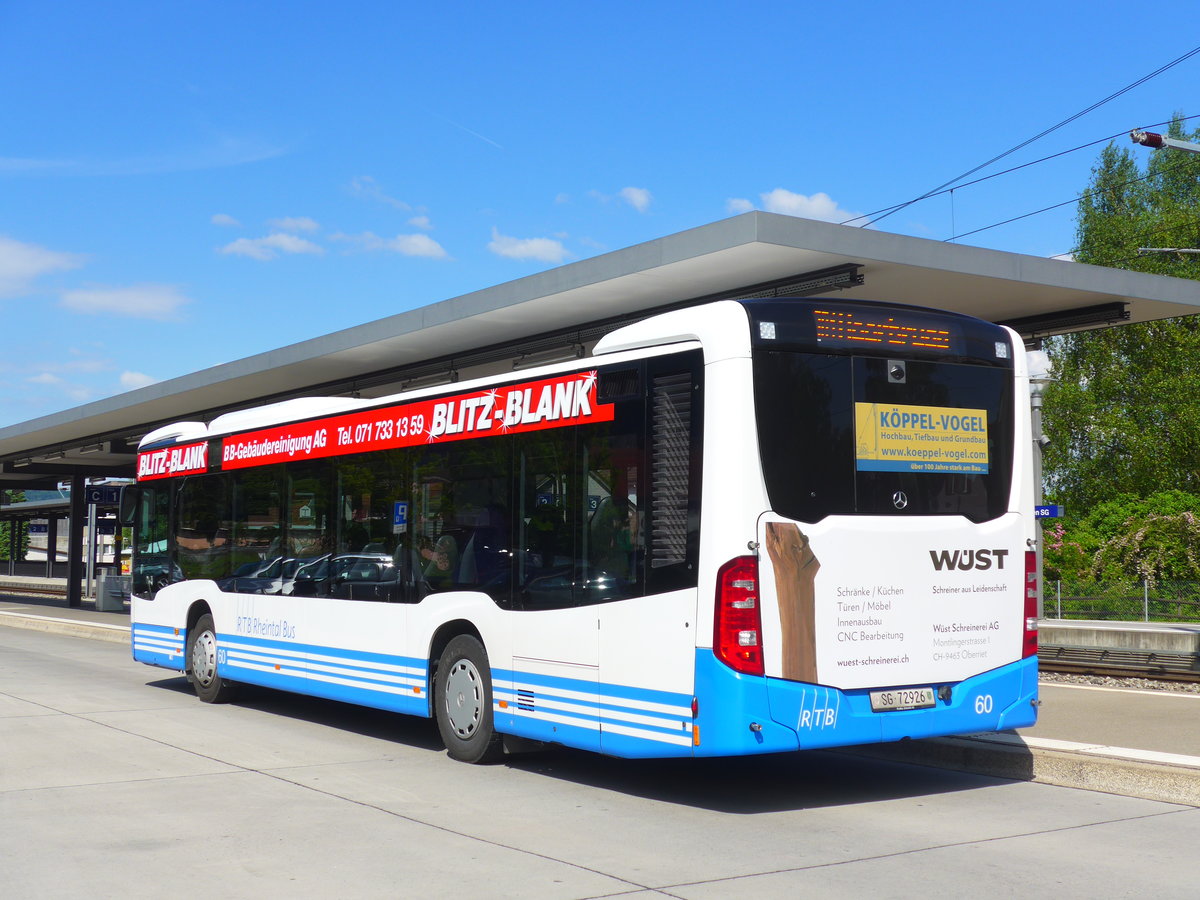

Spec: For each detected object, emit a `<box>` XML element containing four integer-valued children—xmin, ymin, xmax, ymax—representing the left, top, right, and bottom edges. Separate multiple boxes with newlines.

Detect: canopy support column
<box><xmin>67</xmin><ymin>475</ymin><xmax>85</xmax><ymax>608</ymax></box>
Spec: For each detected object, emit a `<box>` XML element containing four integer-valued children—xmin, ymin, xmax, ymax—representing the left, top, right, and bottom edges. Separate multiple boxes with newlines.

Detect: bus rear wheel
<box><xmin>186</xmin><ymin>613</ymin><xmax>236</xmax><ymax>703</ymax></box>
<box><xmin>435</xmin><ymin>634</ymin><xmax>503</xmax><ymax>763</ymax></box>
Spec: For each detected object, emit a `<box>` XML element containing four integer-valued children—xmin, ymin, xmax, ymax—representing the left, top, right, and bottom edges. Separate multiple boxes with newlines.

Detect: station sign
<box><xmin>1035</xmin><ymin>504</ymin><xmax>1064</xmax><ymax>519</ymax></box>
<box><xmin>85</xmin><ymin>485</ymin><xmax>122</xmax><ymax>505</ymax></box>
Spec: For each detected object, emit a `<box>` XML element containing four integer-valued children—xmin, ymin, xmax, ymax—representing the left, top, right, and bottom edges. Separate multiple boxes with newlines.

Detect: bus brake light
<box><xmin>1023</xmin><ymin>551</ymin><xmax>1039</xmax><ymax>658</ymax></box>
<box><xmin>715</xmin><ymin>556</ymin><xmax>764</xmax><ymax>676</ymax></box>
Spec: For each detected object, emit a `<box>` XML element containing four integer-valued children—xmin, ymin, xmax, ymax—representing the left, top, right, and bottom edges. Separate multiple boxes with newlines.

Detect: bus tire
<box><xmin>435</xmin><ymin>634</ymin><xmax>503</xmax><ymax>763</ymax></box>
<box><xmin>186</xmin><ymin>614</ymin><xmax>236</xmax><ymax>704</ymax></box>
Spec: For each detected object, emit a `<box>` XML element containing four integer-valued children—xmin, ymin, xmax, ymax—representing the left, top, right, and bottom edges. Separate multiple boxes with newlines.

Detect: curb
<box><xmin>0</xmin><ymin>611</ymin><xmax>130</xmax><ymax>645</ymax></box>
<box><xmin>844</xmin><ymin>732</ymin><xmax>1200</xmax><ymax>807</ymax></box>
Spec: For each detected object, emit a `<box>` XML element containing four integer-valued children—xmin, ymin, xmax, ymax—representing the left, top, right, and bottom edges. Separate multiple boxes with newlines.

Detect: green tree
<box><xmin>0</xmin><ymin>491</ymin><xmax>29</xmax><ymax>562</ymax></box>
<box><xmin>1044</xmin><ymin>117</ymin><xmax>1200</xmax><ymax>512</ymax></box>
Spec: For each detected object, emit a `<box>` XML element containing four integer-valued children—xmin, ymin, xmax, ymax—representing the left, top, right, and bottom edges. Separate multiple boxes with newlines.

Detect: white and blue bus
<box><xmin>125</xmin><ymin>298</ymin><xmax>1038</xmax><ymax>763</ymax></box>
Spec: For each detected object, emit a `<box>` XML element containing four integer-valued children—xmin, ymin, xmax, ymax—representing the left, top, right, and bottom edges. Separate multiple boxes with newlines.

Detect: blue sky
<box><xmin>2</xmin><ymin>1</ymin><xmax>1197</xmax><ymax>427</ymax></box>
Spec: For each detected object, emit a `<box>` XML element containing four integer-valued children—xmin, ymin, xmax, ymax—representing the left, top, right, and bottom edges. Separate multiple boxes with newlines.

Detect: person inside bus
<box><xmin>590</xmin><ymin>498</ymin><xmax>637</xmax><ymax>582</ymax></box>
<box><xmin>421</xmin><ymin>533</ymin><xmax>458</xmax><ymax>589</ymax></box>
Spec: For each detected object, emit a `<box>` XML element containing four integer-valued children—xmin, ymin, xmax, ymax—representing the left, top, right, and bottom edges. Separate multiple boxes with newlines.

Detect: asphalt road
<box><xmin>3</xmin><ymin>626</ymin><xmax>1199</xmax><ymax>899</ymax></box>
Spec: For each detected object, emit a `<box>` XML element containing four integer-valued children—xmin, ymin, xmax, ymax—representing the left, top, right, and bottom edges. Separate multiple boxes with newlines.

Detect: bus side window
<box><xmin>581</xmin><ymin>368</ymin><xmax>646</xmax><ymax>604</ymax></box>
<box><xmin>327</xmin><ymin>453</ymin><xmax>406</xmax><ymax>602</ymax></box>
<box><xmin>413</xmin><ymin>441</ymin><xmax>513</xmax><ymax>605</ymax></box>
<box><xmin>283</xmin><ymin>461</ymin><xmax>334</xmax><ymax>598</ymax></box>
<box><xmin>229</xmin><ymin>468</ymin><xmax>285</xmax><ymax>594</ymax></box>
<box><xmin>517</xmin><ymin>433</ymin><xmax>577</xmax><ymax>610</ymax></box>
<box><xmin>132</xmin><ymin>484</ymin><xmax>173</xmax><ymax>596</ymax></box>
<box><xmin>175</xmin><ymin>474</ymin><xmax>230</xmax><ymax>582</ymax></box>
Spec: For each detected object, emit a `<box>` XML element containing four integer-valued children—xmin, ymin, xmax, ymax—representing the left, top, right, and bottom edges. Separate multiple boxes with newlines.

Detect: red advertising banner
<box><xmin>137</xmin><ymin>441</ymin><xmax>210</xmax><ymax>481</ymax></box>
<box><xmin>219</xmin><ymin>370</ymin><xmax>614</xmax><ymax>471</ymax></box>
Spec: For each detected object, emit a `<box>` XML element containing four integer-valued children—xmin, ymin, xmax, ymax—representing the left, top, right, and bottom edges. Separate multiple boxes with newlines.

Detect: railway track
<box><xmin>1038</xmin><ymin>646</ymin><xmax>1200</xmax><ymax>684</ymax></box>
<box><xmin>0</xmin><ymin>584</ymin><xmax>69</xmax><ymax>598</ymax></box>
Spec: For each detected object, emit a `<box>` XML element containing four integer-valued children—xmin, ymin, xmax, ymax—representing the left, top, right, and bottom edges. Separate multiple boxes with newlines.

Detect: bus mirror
<box><xmin>118</xmin><ymin>485</ymin><xmax>140</xmax><ymax>526</ymax></box>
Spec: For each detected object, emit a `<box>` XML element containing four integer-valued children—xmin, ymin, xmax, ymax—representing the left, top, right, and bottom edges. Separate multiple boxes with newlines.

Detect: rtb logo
<box><xmin>928</xmin><ymin>548</ymin><xmax>1009</xmax><ymax>571</ymax></box>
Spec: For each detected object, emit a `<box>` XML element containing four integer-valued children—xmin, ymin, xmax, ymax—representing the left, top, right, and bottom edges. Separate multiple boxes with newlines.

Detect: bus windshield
<box><xmin>749</xmin><ymin>303</ymin><xmax>1015</xmax><ymax>524</ymax></box>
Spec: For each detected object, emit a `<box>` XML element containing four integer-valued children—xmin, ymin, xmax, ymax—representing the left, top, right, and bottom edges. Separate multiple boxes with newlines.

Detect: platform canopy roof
<box><xmin>4</xmin><ymin>211</ymin><xmax>1200</xmax><ymax>491</ymax></box>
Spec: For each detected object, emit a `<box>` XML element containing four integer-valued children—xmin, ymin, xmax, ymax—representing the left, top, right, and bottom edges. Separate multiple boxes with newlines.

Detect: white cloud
<box><xmin>0</xmin><ymin>235</ymin><xmax>85</xmax><ymax>298</ymax></box>
<box><xmin>0</xmin><ymin>135</ymin><xmax>288</xmax><ymax>178</ymax></box>
<box><xmin>269</xmin><ymin>216</ymin><xmax>319</xmax><ymax>233</ymax></box>
<box><xmin>331</xmin><ymin>231</ymin><xmax>448</xmax><ymax>259</ymax></box>
<box><xmin>407</xmin><ymin>215</ymin><xmax>433</xmax><ymax>231</ymax></box>
<box><xmin>619</xmin><ymin>187</ymin><xmax>652</xmax><ymax>213</ymax></box>
<box><xmin>349</xmin><ymin>175</ymin><xmax>411</xmax><ymax>211</ymax></box>
<box><xmin>60</xmin><ymin>284</ymin><xmax>191</xmax><ymax>321</ymax></box>
<box><xmin>487</xmin><ymin>228</ymin><xmax>569</xmax><ymax>263</ymax></box>
<box><xmin>62</xmin><ymin>349</ymin><xmax>111</xmax><ymax>373</ymax></box>
<box><xmin>211</xmin><ymin>213</ymin><xmax>241</xmax><ymax>227</ymax></box>
<box><xmin>120</xmin><ymin>370</ymin><xmax>159</xmax><ymax>390</ymax></box>
<box><xmin>22</xmin><ymin>370</ymin><xmax>91</xmax><ymax>403</ymax></box>
<box><xmin>218</xmin><ymin>233</ymin><xmax>324</xmax><ymax>260</ymax></box>
<box><xmin>586</xmin><ymin>187</ymin><xmax>653</xmax><ymax>212</ymax></box>
<box><xmin>726</xmin><ymin>188</ymin><xmax>862</xmax><ymax>224</ymax></box>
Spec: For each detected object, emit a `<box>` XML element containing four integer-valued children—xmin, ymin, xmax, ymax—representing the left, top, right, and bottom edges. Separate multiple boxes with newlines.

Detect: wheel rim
<box><xmin>191</xmin><ymin>629</ymin><xmax>218</xmax><ymax>688</ymax></box>
<box><xmin>443</xmin><ymin>658</ymin><xmax>483</xmax><ymax>738</ymax></box>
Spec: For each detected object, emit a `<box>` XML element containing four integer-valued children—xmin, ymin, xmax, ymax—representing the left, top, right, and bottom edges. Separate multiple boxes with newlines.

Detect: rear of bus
<box><xmin>700</xmin><ymin>299</ymin><xmax>1037</xmax><ymax>755</ymax></box>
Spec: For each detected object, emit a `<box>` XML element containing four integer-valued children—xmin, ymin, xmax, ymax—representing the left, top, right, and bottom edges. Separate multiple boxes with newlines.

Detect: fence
<box><xmin>1045</xmin><ymin>580</ymin><xmax>1200</xmax><ymax>623</ymax></box>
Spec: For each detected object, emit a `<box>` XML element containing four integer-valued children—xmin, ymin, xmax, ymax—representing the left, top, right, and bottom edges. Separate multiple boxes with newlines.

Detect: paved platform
<box><xmin>2</xmin><ymin>585</ymin><xmax>1198</xmax><ymax>805</ymax></box>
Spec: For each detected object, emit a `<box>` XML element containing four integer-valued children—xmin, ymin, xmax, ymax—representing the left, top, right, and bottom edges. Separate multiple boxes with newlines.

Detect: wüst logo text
<box><xmin>928</xmin><ymin>549</ymin><xmax>1009</xmax><ymax>571</ymax></box>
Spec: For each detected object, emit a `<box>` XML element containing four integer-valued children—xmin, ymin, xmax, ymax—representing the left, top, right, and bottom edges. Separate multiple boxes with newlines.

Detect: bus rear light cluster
<box><xmin>1023</xmin><ymin>550</ymin><xmax>1039</xmax><ymax>658</ymax></box>
<box><xmin>715</xmin><ymin>556</ymin><xmax>764</xmax><ymax>676</ymax></box>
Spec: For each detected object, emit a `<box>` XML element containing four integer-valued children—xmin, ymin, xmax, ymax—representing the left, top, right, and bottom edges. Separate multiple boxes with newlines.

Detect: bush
<box><xmin>1043</xmin><ymin>490</ymin><xmax>1200</xmax><ymax>587</ymax></box>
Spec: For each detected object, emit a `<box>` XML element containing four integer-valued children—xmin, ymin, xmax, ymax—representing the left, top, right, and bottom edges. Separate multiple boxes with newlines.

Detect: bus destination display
<box><xmin>814</xmin><ymin>307</ymin><xmax>953</xmax><ymax>351</ymax></box>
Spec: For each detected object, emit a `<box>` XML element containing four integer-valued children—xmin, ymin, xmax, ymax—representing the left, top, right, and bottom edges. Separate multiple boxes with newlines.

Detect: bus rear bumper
<box><xmin>693</xmin><ymin>651</ymin><xmax>1038</xmax><ymax>756</ymax></box>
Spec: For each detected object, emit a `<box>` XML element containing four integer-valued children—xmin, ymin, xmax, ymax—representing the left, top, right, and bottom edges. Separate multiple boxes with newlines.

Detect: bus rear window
<box><xmin>753</xmin><ymin>352</ymin><xmax>1014</xmax><ymax>523</ymax></box>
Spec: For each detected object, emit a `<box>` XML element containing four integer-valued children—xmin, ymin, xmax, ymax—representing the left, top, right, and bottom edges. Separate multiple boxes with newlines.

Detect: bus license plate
<box><xmin>869</xmin><ymin>687</ymin><xmax>936</xmax><ymax>712</ymax></box>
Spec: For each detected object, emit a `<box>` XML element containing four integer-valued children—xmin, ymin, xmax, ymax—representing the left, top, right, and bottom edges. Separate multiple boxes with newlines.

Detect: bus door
<box><xmin>595</xmin><ymin>361</ymin><xmax>700</xmax><ymax>758</ymax></box>
<box><xmin>510</xmin><ymin>436</ymin><xmax>601</xmax><ymax>751</ymax></box>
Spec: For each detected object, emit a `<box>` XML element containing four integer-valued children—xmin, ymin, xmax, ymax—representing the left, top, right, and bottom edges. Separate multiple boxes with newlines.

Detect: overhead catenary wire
<box><xmin>850</xmin><ymin>45</ymin><xmax>1200</xmax><ymax>229</ymax></box>
<box><xmin>955</xmin><ymin>153</ymin><xmax>1199</xmax><ymax>246</ymax></box>
<box><xmin>839</xmin><ymin>115</ymin><xmax>1200</xmax><ymax>229</ymax></box>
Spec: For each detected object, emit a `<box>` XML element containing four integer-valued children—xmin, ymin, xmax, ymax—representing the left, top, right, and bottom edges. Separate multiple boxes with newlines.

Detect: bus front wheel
<box><xmin>435</xmin><ymin>634</ymin><xmax>503</xmax><ymax>763</ymax></box>
<box><xmin>186</xmin><ymin>614</ymin><xmax>236</xmax><ymax>703</ymax></box>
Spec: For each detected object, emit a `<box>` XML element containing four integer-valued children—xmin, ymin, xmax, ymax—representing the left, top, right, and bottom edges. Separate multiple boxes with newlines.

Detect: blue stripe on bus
<box><xmin>131</xmin><ymin>623</ymin><xmax>187</xmax><ymax>671</ymax></box>
<box><xmin>492</xmin><ymin>666</ymin><xmax>694</xmax><ymax>756</ymax></box>
<box><xmin>133</xmin><ymin>624</ymin><xmax>432</xmax><ymax>716</ymax></box>
<box><xmin>219</xmin><ymin>633</ymin><xmax>430</xmax><ymax>710</ymax></box>
<box><xmin>493</xmin><ymin>666</ymin><xmax>691</xmax><ymax>708</ymax></box>
<box><xmin>219</xmin><ymin>632</ymin><xmax>426</xmax><ymax>668</ymax></box>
